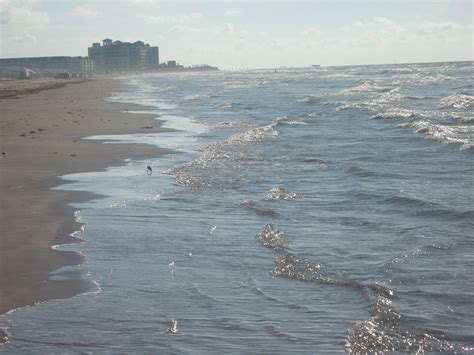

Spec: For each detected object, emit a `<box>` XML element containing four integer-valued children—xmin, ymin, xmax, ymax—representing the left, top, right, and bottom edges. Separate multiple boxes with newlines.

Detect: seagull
<box><xmin>147</xmin><ymin>165</ymin><xmax>153</xmax><ymax>175</ymax></box>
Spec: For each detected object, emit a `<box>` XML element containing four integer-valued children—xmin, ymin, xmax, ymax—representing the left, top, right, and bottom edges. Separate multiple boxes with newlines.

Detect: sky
<box><xmin>0</xmin><ymin>0</ymin><xmax>472</xmax><ymax>68</ymax></box>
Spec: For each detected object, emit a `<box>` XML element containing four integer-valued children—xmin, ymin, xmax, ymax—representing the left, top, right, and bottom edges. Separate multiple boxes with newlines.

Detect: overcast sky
<box><xmin>0</xmin><ymin>0</ymin><xmax>472</xmax><ymax>68</ymax></box>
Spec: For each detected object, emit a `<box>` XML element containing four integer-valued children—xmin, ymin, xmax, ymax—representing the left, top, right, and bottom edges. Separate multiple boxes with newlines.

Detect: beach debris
<box><xmin>210</xmin><ymin>226</ymin><xmax>217</xmax><ymax>234</ymax></box>
<box><xmin>147</xmin><ymin>165</ymin><xmax>153</xmax><ymax>175</ymax></box>
<box><xmin>70</xmin><ymin>153</ymin><xmax>77</xmax><ymax>157</ymax></box>
<box><xmin>168</xmin><ymin>261</ymin><xmax>175</xmax><ymax>267</ymax></box>
<box><xmin>167</xmin><ymin>319</ymin><xmax>178</xmax><ymax>333</ymax></box>
<box><xmin>19</xmin><ymin>133</ymin><xmax>25</xmax><ymax>137</ymax></box>
<box><xmin>1</xmin><ymin>152</ymin><xmax>5</xmax><ymax>158</ymax></box>
<box><xmin>141</xmin><ymin>126</ymin><xmax>153</xmax><ymax>129</ymax></box>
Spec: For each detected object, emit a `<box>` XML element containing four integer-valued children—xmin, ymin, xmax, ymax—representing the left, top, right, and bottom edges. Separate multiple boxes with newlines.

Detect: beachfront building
<box><xmin>0</xmin><ymin>56</ymin><xmax>95</xmax><ymax>72</ymax></box>
<box><xmin>88</xmin><ymin>39</ymin><xmax>159</xmax><ymax>72</ymax></box>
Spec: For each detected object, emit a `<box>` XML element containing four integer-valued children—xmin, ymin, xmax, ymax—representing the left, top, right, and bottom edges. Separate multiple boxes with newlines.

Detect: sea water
<box><xmin>1</xmin><ymin>62</ymin><xmax>473</xmax><ymax>353</ymax></box>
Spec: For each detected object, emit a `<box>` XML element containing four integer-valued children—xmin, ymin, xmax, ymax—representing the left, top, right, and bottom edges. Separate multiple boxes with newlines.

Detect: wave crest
<box><xmin>339</xmin><ymin>81</ymin><xmax>391</xmax><ymax>94</ymax></box>
<box><xmin>439</xmin><ymin>92</ymin><xmax>474</xmax><ymax>109</ymax></box>
<box><xmin>256</xmin><ymin>224</ymin><xmax>286</xmax><ymax>250</ymax></box>
<box><xmin>272</xmin><ymin>254</ymin><xmax>353</xmax><ymax>286</ymax></box>
<box><xmin>372</xmin><ymin>109</ymin><xmax>417</xmax><ymax>120</ymax></box>
<box><xmin>264</xmin><ymin>186</ymin><xmax>303</xmax><ymax>200</ymax></box>
<box><xmin>398</xmin><ymin>120</ymin><xmax>473</xmax><ymax>150</ymax></box>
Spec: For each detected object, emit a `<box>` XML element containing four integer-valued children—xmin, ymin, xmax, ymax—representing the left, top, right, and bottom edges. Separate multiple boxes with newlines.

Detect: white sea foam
<box><xmin>439</xmin><ymin>92</ymin><xmax>474</xmax><ymax>109</ymax></box>
<box><xmin>229</xmin><ymin>124</ymin><xmax>280</xmax><ymax>144</ymax></box>
<box><xmin>297</xmin><ymin>94</ymin><xmax>320</xmax><ymax>104</ymax></box>
<box><xmin>392</xmin><ymin>72</ymin><xmax>455</xmax><ymax>86</ymax></box>
<box><xmin>339</xmin><ymin>81</ymin><xmax>390</xmax><ymax>94</ymax></box>
<box><xmin>264</xmin><ymin>186</ymin><xmax>303</xmax><ymax>200</ymax></box>
<box><xmin>167</xmin><ymin>150</ymin><xmax>248</xmax><ymax>188</ymax></box>
<box><xmin>211</xmin><ymin>121</ymin><xmax>247</xmax><ymax>131</ymax></box>
<box><xmin>373</xmin><ymin>88</ymin><xmax>405</xmax><ymax>103</ymax></box>
<box><xmin>336</xmin><ymin>101</ymin><xmax>379</xmax><ymax>112</ymax></box>
<box><xmin>451</xmin><ymin>112</ymin><xmax>474</xmax><ymax>124</ymax></box>
<box><xmin>372</xmin><ymin>109</ymin><xmax>418</xmax><ymax>120</ymax></box>
<box><xmin>398</xmin><ymin>120</ymin><xmax>473</xmax><ymax>150</ymax></box>
<box><xmin>256</xmin><ymin>224</ymin><xmax>286</xmax><ymax>250</ymax></box>
<box><xmin>275</xmin><ymin>116</ymin><xmax>308</xmax><ymax>126</ymax></box>
<box><xmin>212</xmin><ymin>102</ymin><xmax>238</xmax><ymax>109</ymax></box>
<box><xmin>183</xmin><ymin>94</ymin><xmax>209</xmax><ymax>101</ymax></box>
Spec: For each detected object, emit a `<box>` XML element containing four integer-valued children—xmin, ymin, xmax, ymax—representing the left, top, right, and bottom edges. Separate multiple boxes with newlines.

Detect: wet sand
<box><xmin>0</xmin><ymin>78</ymin><xmax>169</xmax><ymax>315</ymax></box>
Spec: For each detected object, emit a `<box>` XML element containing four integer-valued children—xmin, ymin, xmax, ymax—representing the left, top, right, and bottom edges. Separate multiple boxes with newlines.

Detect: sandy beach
<box><xmin>0</xmin><ymin>77</ymin><xmax>168</xmax><ymax>315</ymax></box>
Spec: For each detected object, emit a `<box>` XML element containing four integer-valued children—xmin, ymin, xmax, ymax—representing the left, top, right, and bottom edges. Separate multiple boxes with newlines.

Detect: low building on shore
<box><xmin>0</xmin><ymin>56</ymin><xmax>95</xmax><ymax>73</ymax></box>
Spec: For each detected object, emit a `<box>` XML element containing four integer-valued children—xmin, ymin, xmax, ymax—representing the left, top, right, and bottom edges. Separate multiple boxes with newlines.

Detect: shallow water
<box><xmin>1</xmin><ymin>62</ymin><xmax>473</xmax><ymax>353</ymax></box>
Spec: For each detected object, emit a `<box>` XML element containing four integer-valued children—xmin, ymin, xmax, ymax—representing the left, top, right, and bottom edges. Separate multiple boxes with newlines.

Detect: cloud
<box><xmin>0</xmin><ymin>0</ymin><xmax>49</xmax><ymax>26</ymax></box>
<box><xmin>300</xmin><ymin>27</ymin><xmax>323</xmax><ymax>36</ymax></box>
<box><xmin>352</xmin><ymin>16</ymin><xmax>405</xmax><ymax>34</ymax></box>
<box><xmin>127</xmin><ymin>0</ymin><xmax>159</xmax><ymax>5</ymax></box>
<box><xmin>11</xmin><ymin>29</ymin><xmax>37</xmax><ymax>44</ymax></box>
<box><xmin>169</xmin><ymin>25</ymin><xmax>201</xmax><ymax>33</ymax></box>
<box><xmin>416</xmin><ymin>21</ymin><xmax>465</xmax><ymax>31</ymax></box>
<box><xmin>75</xmin><ymin>5</ymin><xmax>102</xmax><ymax>18</ymax></box>
<box><xmin>225</xmin><ymin>9</ymin><xmax>241</xmax><ymax>16</ymax></box>
<box><xmin>214</xmin><ymin>23</ymin><xmax>238</xmax><ymax>36</ymax></box>
<box><xmin>146</xmin><ymin>12</ymin><xmax>203</xmax><ymax>25</ymax></box>
<box><xmin>374</xmin><ymin>16</ymin><xmax>404</xmax><ymax>33</ymax></box>
<box><xmin>22</xmin><ymin>29</ymin><xmax>37</xmax><ymax>42</ymax></box>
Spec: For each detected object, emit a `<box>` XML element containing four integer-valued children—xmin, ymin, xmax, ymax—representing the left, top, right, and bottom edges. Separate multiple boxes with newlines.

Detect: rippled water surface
<box><xmin>2</xmin><ymin>62</ymin><xmax>473</xmax><ymax>353</ymax></box>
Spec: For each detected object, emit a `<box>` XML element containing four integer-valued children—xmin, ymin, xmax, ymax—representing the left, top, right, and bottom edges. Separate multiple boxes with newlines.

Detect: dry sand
<box><xmin>0</xmin><ymin>78</ymin><xmax>170</xmax><ymax>315</ymax></box>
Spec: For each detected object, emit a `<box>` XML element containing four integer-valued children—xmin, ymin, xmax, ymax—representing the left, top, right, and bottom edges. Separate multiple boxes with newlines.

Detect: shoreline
<box><xmin>0</xmin><ymin>77</ymin><xmax>170</xmax><ymax>316</ymax></box>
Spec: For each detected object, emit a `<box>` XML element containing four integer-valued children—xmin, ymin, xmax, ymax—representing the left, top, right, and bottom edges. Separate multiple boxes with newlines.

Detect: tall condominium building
<box><xmin>88</xmin><ymin>39</ymin><xmax>159</xmax><ymax>71</ymax></box>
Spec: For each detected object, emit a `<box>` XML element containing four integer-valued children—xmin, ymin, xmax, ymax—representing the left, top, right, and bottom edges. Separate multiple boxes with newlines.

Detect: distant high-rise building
<box><xmin>88</xmin><ymin>39</ymin><xmax>160</xmax><ymax>71</ymax></box>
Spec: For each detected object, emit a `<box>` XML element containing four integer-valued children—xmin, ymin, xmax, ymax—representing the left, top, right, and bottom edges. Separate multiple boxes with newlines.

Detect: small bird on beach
<box><xmin>147</xmin><ymin>165</ymin><xmax>153</xmax><ymax>175</ymax></box>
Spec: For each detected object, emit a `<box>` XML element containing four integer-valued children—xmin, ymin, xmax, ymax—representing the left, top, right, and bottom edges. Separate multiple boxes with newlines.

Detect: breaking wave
<box><xmin>256</xmin><ymin>224</ymin><xmax>286</xmax><ymax>251</ymax></box>
<box><xmin>227</xmin><ymin>124</ymin><xmax>280</xmax><ymax>145</ymax></box>
<box><xmin>439</xmin><ymin>92</ymin><xmax>474</xmax><ymax>110</ymax></box>
<box><xmin>264</xmin><ymin>186</ymin><xmax>303</xmax><ymax>200</ymax></box>
<box><xmin>371</xmin><ymin>109</ymin><xmax>418</xmax><ymax>120</ymax></box>
<box><xmin>271</xmin><ymin>254</ymin><xmax>353</xmax><ymax>287</ymax></box>
<box><xmin>392</xmin><ymin>72</ymin><xmax>455</xmax><ymax>86</ymax></box>
<box><xmin>397</xmin><ymin>121</ymin><xmax>473</xmax><ymax>150</ymax></box>
<box><xmin>297</xmin><ymin>94</ymin><xmax>321</xmax><ymax>104</ymax></box>
<box><xmin>211</xmin><ymin>102</ymin><xmax>240</xmax><ymax>110</ymax></box>
<box><xmin>168</xmin><ymin>150</ymin><xmax>249</xmax><ymax>189</ymax></box>
<box><xmin>274</xmin><ymin>116</ymin><xmax>308</xmax><ymax>126</ymax></box>
<box><xmin>269</xmin><ymin>254</ymin><xmax>470</xmax><ymax>353</ymax></box>
<box><xmin>339</xmin><ymin>81</ymin><xmax>391</xmax><ymax>94</ymax></box>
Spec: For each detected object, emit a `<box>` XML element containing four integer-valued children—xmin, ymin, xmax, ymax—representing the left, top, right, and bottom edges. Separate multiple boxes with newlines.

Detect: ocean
<box><xmin>1</xmin><ymin>62</ymin><xmax>473</xmax><ymax>353</ymax></box>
